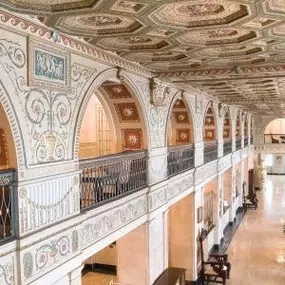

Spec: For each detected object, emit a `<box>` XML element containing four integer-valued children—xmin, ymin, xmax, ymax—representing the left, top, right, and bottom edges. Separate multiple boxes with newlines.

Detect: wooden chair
<box><xmin>199</xmin><ymin>229</ymin><xmax>231</xmax><ymax>285</ymax></box>
<box><xmin>242</xmin><ymin>181</ymin><xmax>258</xmax><ymax>210</ymax></box>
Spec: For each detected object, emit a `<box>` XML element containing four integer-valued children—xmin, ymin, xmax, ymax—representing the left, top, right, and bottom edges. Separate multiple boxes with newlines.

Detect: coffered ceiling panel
<box><xmin>3</xmin><ymin>0</ymin><xmax>285</xmax><ymax>114</ymax></box>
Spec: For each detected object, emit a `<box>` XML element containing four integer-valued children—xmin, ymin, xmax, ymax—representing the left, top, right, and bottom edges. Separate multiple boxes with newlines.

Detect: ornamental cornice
<box><xmin>0</xmin><ymin>9</ymin><xmax>152</xmax><ymax>78</ymax></box>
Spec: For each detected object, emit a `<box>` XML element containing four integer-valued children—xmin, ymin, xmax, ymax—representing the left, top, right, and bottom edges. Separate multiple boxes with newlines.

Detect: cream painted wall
<box><xmin>168</xmin><ymin>193</ymin><xmax>195</xmax><ymax>280</ymax></box>
<box><xmin>117</xmin><ymin>223</ymin><xmax>149</xmax><ymax>285</ymax></box>
<box><xmin>84</xmin><ymin>244</ymin><xmax>117</xmax><ymax>266</ymax></box>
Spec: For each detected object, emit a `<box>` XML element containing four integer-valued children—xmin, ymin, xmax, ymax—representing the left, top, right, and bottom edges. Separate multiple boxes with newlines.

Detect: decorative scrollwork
<box><xmin>0</xmin><ymin>262</ymin><xmax>14</xmax><ymax>285</ymax></box>
<box><xmin>0</xmin><ymin>39</ymin><xmax>26</xmax><ymax>68</ymax></box>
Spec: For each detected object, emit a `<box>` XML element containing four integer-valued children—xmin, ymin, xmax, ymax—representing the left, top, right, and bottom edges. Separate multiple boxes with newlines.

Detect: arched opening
<box><xmin>0</xmin><ymin>103</ymin><xmax>17</xmax><ymax>241</ymax></box>
<box><xmin>79</xmin><ymin>81</ymin><xmax>147</xmax><ymax>209</ymax></box>
<box><xmin>167</xmin><ymin>98</ymin><xmax>195</xmax><ymax>176</ymax></box>
<box><xmin>264</xmin><ymin>118</ymin><xmax>285</xmax><ymax>144</ymax></box>
<box><xmin>203</xmin><ymin>103</ymin><xmax>218</xmax><ymax>163</ymax></box>
<box><xmin>223</xmin><ymin>110</ymin><xmax>232</xmax><ymax>155</ymax></box>
<box><xmin>236</xmin><ymin>113</ymin><xmax>242</xmax><ymax>150</ymax></box>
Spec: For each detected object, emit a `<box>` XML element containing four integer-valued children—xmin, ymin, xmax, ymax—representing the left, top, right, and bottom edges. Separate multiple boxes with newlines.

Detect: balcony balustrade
<box><xmin>223</xmin><ymin>139</ymin><xmax>232</xmax><ymax>156</ymax></box>
<box><xmin>0</xmin><ymin>169</ymin><xmax>16</xmax><ymax>242</ymax></box>
<box><xmin>80</xmin><ymin>151</ymin><xmax>147</xmax><ymax>209</ymax></box>
<box><xmin>204</xmin><ymin>141</ymin><xmax>218</xmax><ymax>164</ymax></box>
<box><xmin>167</xmin><ymin>144</ymin><xmax>195</xmax><ymax>177</ymax></box>
<box><xmin>244</xmin><ymin>137</ymin><xmax>248</xmax><ymax>147</ymax></box>
<box><xmin>264</xmin><ymin>134</ymin><xmax>285</xmax><ymax>144</ymax></box>
<box><xmin>236</xmin><ymin>138</ymin><xmax>242</xmax><ymax>150</ymax></box>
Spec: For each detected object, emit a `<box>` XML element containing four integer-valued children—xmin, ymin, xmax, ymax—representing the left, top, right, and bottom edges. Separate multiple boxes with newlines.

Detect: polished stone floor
<box><xmin>226</xmin><ymin>175</ymin><xmax>285</xmax><ymax>285</ymax></box>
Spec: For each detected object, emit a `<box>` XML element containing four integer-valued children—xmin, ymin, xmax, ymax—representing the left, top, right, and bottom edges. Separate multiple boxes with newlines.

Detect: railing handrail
<box><xmin>168</xmin><ymin>143</ymin><xmax>194</xmax><ymax>153</ymax></box>
<box><xmin>79</xmin><ymin>150</ymin><xmax>146</xmax><ymax>169</ymax></box>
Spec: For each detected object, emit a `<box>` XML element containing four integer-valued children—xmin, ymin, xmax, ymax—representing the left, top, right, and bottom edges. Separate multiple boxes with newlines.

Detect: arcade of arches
<box><xmin>0</xmin><ymin>3</ymin><xmax>285</xmax><ymax>285</ymax></box>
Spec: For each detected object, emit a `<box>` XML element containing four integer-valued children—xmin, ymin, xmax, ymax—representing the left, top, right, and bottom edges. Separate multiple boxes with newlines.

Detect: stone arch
<box><xmin>166</xmin><ymin>92</ymin><xmax>195</xmax><ymax>146</ymax></box>
<box><xmin>73</xmin><ymin>68</ymin><xmax>149</xmax><ymax>160</ymax></box>
<box><xmin>203</xmin><ymin>101</ymin><xmax>217</xmax><ymax>142</ymax></box>
<box><xmin>264</xmin><ymin>118</ymin><xmax>285</xmax><ymax>144</ymax></box>
<box><xmin>0</xmin><ymin>74</ymin><xmax>26</xmax><ymax>173</ymax></box>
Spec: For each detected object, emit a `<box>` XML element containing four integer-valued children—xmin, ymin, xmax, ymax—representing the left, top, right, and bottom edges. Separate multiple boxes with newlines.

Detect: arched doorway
<box><xmin>167</xmin><ymin>98</ymin><xmax>195</xmax><ymax>176</ymax></box>
<box><xmin>203</xmin><ymin>102</ymin><xmax>218</xmax><ymax>163</ymax></box>
<box><xmin>78</xmin><ymin>81</ymin><xmax>147</xmax><ymax>209</ymax></box>
<box><xmin>223</xmin><ymin>109</ymin><xmax>232</xmax><ymax>155</ymax></box>
<box><xmin>0</xmin><ymin>103</ymin><xmax>17</xmax><ymax>241</ymax></box>
<box><xmin>264</xmin><ymin>118</ymin><xmax>285</xmax><ymax>144</ymax></box>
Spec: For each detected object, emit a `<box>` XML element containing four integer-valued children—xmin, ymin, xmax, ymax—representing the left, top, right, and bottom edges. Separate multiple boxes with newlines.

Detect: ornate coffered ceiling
<box><xmin>3</xmin><ymin>0</ymin><xmax>285</xmax><ymax>114</ymax></box>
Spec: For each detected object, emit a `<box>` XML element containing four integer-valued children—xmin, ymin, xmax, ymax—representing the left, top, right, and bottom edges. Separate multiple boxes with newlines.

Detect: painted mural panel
<box><xmin>28</xmin><ymin>39</ymin><xmax>70</xmax><ymax>90</ymax></box>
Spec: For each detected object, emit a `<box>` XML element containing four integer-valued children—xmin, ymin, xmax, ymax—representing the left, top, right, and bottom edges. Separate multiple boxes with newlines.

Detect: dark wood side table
<box><xmin>153</xmin><ymin>267</ymin><xmax>186</xmax><ymax>285</ymax></box>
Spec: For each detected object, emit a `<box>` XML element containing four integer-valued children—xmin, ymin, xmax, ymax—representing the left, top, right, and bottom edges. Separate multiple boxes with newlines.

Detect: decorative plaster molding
<box><xmin>80</xmin><ymin>195</ymin><xmax>147</xmax><ymax>249</ymax></box>
<box><xmin>0</xmin><ymin>10</ymin><xmax>152</xmax><ymax>78</ymax></box>
<box><xmin>0</xmin><ymin>260</ymin><xmax>14</xmax><ymax>285</ymax></box>
<box><xmin>195</xmin><ymin>161</ymin><xmax>217</xmax><ymax>186</ymax></box>
<box><xmin>218</xmin><ymin>155</ymin><xmax>232</xmax><ymax>173</ymax></box>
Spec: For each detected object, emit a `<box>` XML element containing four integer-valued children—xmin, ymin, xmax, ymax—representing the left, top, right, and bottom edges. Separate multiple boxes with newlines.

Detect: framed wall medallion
<box><xmin>28</xmin><ymin>38</ymin><xmax>70</xmax><ymax>91</ymax></box>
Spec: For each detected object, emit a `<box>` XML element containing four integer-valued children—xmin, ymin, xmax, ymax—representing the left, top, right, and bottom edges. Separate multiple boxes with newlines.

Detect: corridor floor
<box><xmin>225</xmin><ymin>175</ymin><xmax>285</xmax><ymax>285</ymax></box>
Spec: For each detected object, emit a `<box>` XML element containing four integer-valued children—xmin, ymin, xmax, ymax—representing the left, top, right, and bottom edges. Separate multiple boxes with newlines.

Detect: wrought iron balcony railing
<box><xmin>167</xmin><ymin>144</ymin><xmax>195</xmax><ymax>177</ymax></box>
<box><xmin>244</xmin><ymin>137</ymin><xmax>248</xmax><ymax>147</ymax></box>
<box><xmin>236</xmin><ymin>138</ymin><xmax>242</xmax><ymax>150</ymax></box>
<box><xmin>80</xmin><ymin>151</ymin><xmax>147</xmax><ymax>210</ymax></box>
<box><xmin>264</xmin><ymin>134</ymin><xmax>285</xmax><ymax>144</ymax></box>
<box><xmin>223</xmin><ymin>139</ymin><xmax>232</xmax><ymax>156</ymax></box>
<box><xmin>204</xmin><ymin>141</ymin><xmax>218</xmax><ymax>164</ymax></box>
<box><xmin>0</xmin><ymin>169</ymin><xmax>16</xmax><ymax>242</ymax></box>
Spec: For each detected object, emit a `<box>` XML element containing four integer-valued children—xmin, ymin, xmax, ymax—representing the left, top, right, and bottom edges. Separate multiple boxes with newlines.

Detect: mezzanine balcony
<box><xmin>80</xmin><ymin>151</ymin><xmax>147</xmax><ymax>210</ymax></box>
<box><xmin>204</xmin><ymin>141</ymin><xmax>218</xmax><ymax>164</ymax></box>
<box><xmin>0</xmin><ymin>169</ymin><xmax>16</xmax><ymax>242</ymax></box>
<box><xmin>223</xmin><ymin>139</ymin><xmax>232</xmax><ymax>156</ymax></box>
<box><xmin>236</xmin><ymin>138</ymin><xmax>242</xmax><ymax>150</ymax></box>
<box><xmin>167</xmin><ymin>144</ymin><xmax>195</xmax><ymax>177</ymax></box>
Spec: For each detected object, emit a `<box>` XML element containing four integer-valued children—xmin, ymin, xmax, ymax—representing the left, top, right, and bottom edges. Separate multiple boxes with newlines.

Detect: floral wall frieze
<box><xmin>194</xmin><ymin>162</ymin><xmax>218</xmax><ymax>186</ymax></box>
<box><xmin>22</xmin><ymin>229</ymin><xmax>79</xmax><ymax>282</ymax></box>
<box><xmin>218</xmin><ymin>155</ymin><xmax>232</xmax><ymax>173</ymax></box>
<box><xmin>0</xmin><ymin>259</ymin><xmax>14</xmax><ymax>285</ymax></box>
<box><xmin>80</xmin><ymin>195</ymin><xmax>147</xmax><ymax>250</ymax></box>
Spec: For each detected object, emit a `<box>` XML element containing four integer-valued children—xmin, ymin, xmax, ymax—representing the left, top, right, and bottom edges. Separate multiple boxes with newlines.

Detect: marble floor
<box><xmin>82</xmin><ymin>272</ymin><xmax>118</xmax><ymax>285</ymax></box>
<box><xmin>225</xmin><ymin>175</ymin><xmax>285</xmax><ymax>285</ymax></box>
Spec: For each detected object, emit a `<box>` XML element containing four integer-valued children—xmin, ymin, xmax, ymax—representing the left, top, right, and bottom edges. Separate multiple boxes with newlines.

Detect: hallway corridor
<box><xmin>226</xmin><ymin>176</ymin><xmax>285</xmax><ymax>285</ymax></box>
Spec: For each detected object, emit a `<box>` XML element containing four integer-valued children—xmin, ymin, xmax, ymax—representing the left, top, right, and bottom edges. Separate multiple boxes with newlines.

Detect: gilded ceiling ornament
<box><xmin>78</xmin><ymin>15</ymin><xmax>121</xmax><ymax>26</ymax></box>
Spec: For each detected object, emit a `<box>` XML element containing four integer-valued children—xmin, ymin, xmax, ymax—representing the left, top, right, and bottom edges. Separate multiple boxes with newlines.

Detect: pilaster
<box><xmin>148</xmin><ymin>147</ymin><xmax>168</xmax><ymax>185</ymax></box>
